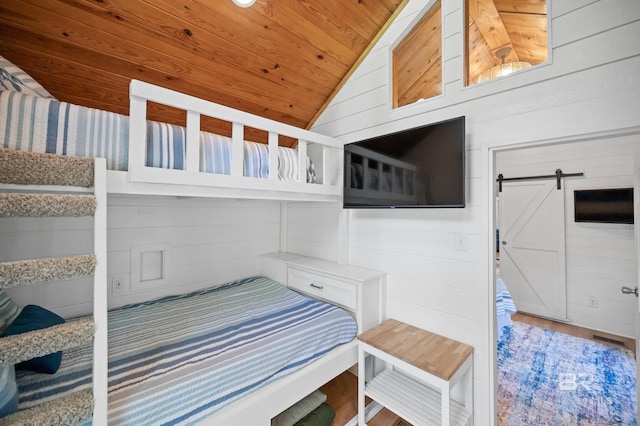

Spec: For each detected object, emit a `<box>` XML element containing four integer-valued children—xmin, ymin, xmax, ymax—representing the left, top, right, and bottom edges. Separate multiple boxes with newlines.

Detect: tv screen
<box><xmin>574</xmin><ymin>188</ymin><xmax>634</xmax><ymax>224</ymax></box>
<box><xmin>343</xmin><ymin>116</ymin><xmax>465</xmax><ymax>208</ymax></box>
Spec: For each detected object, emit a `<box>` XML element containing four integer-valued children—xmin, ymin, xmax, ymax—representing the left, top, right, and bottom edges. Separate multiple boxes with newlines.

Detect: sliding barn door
<box><xmin>498</xmin><ymin>180</ymin><xmax>567</xmax><ymax>320</ymax></box>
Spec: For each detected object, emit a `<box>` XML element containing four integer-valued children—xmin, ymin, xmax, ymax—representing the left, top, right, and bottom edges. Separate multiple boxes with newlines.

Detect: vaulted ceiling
<box><xmin>0</xmin><ymin>0</ymin><xmax>546</xmax><ymax>145</ymax></box>
<box><xmin>0</xmin><ymin>0</ymin><xmax>405</xmax><ymax>144</ymax></box>
<box><xmin>468</xmin><ymin>0</ymin><xmax>547</xmax><ymax>85</ymax></box>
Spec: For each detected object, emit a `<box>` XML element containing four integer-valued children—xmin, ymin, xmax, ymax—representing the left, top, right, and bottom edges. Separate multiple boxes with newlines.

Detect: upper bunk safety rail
<box><xmin>128</xmin><ymin>80</ymin><xmax>343</xmax><ymax>192</ymax></box>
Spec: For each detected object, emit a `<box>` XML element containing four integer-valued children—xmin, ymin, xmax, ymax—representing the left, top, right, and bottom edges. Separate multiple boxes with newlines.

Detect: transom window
<box><xmin>392</xmin><ymin>0</ymin><xmax>442</xmax><ymax>108</ymax></box>
<box><xmin>466</xmin><ymin>0</ymin><xmax>548</xmax><ymax>85</ymax></box>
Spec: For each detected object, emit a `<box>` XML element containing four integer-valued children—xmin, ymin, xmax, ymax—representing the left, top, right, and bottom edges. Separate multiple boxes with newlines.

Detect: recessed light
<box><xmin>232</xmin><ymin>0</ymin><xmax>256</xmax><ymax>7</ymax></box>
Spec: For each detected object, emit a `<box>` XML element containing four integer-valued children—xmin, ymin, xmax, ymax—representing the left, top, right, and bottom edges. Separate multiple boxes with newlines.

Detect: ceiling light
<box><xmin>476</xmin><ymin>46</ymin><xmax>531</xmax><ymax>83</ymax></box>
<box><xmin>232</xmin><ymin>0</ymin><xmax>256</xmax><ymax>7</ymax></box>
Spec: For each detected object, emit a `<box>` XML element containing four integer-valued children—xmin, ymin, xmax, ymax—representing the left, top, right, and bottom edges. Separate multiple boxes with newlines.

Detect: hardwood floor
<box><xmin>513</xmin><ymin>312</ymin><xmax>636</xmax><ymax>356</ymax></box>
<box><xmin>319</xmin><ymin>370</ymin><xmax>407</xmax><ymax>426</ymax></box>
<box><xmin>320</xmin><ymin>314</ymin><xmax>635</xmax><ymax>425</ymax></box>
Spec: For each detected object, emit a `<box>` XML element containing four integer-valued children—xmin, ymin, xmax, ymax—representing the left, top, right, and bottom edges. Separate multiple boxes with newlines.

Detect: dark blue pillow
<box><xmin>1</xmin><ymin>305</ymin><xmax>65</xmax><ymax>374</ymax></box>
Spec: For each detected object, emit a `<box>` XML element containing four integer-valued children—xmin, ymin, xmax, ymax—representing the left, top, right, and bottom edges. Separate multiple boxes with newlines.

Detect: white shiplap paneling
<box><xmin>285</xmin><ymin>202</ymin><xmax>342</xmax><ymax>262</ymax></box>
<box><xmin>1</xmin><ymin>196</ymin><xmax>282</xmax><ymax>316</ymax></box>
<box><xmin>497</xmin><ymin>135</ymin><xmax>640</xmax><ymax>337</ymax></box>
<box><xmin>309</xmin><ymin>0</ymin><xmax>640</xmax><ymax>424</ymax></box>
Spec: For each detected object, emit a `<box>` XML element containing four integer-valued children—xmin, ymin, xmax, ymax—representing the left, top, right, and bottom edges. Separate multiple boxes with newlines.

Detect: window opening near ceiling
<box><xmin>392</xmin><ymin>0</ymin><xmax>442</xmax><ymax>108</ymax></box>
<box><xmin>466</xmin><ymin>0</ymin><xmax>548</xmax><ymax>85</ymax></box>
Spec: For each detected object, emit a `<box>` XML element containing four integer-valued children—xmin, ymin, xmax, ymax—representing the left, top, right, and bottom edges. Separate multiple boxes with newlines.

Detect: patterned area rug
<box><xmin>498</xmin><ymin>321</ymin><xmax>637</xmax><ymax>426</ymax></box>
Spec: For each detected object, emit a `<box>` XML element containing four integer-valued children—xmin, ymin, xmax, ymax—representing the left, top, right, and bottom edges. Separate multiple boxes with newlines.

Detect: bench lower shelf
<box><xmin>365</xmin><ymin>369</ymin><xmax>472</xmax><ymax>426</ymax></box>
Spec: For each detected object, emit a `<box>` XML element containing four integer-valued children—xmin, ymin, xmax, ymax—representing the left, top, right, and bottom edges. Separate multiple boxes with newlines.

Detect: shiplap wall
<box><xmin>284</xmin><ymin>202</ymin><xmax>343</xmax><ymax>261</ymax></box>
<box><xmin>496</xmin><ymin>135</ymin><xmax>640</xmax><ymax>338</ymax></box>
<box><xmin>1</xmin><ymin>196</ymin><xmax>281</xmax><ymax>317</ymax></box>
<box><xmin>1</xmin><ymin>1</ymin><xmax>638</xmax><ymax>424</ymax></box>
<box><xmin>308</xmin><ymin>0</ymin><xmax>640</xmax><ymax>424</ymax></box>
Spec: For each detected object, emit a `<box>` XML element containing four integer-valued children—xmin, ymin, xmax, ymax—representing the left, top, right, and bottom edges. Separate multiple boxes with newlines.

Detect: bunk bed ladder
<box><xmin>0</xmin><ymin>149</ymin><xmax>108</xmax><ymax>425</ymax></box>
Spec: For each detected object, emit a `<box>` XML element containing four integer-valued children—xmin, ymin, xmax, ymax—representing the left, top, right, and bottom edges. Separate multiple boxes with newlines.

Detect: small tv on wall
<box><xmin>343</xmin><ymin>116</ymin><xmax>465</xmax><ymax>208</ymax></box>
<box><xmin>574</xmin><ymin>188</ymin><xmax>634</xmax><ymax>224</ymax></box>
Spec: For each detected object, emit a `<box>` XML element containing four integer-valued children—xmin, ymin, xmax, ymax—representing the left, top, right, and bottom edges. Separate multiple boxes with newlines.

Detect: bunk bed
<box><xmin>0</xmin><ymin>56</ymin><xmax>343</xmax><ymax>202</ymax></box>
<box><xmin>0</xmin><ymin>57</ymin><xmax>363</xmax><ymax>425</ymax></box>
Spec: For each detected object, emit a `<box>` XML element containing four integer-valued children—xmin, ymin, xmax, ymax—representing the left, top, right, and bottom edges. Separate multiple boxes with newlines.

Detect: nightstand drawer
<box><xmin>288</xmin><ymin>268</ymin><xmax>357</xmax><ymax>310</ymax></box>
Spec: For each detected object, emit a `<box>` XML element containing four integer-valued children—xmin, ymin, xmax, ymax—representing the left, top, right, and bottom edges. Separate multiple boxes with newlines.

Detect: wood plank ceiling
<box><xmin>468</xmin><ymin>0</ymin><xmax>547</xmax><ymax>84</ymax></box>
<box><xmin>0</xmin><ymin>0</ymin><xmax>404</xmax><ymax>146</ymax></box>
<box><xmin>393</xmin><ymin>0</ymin><xmax>547</xmax><ymax>106</ymax></box>
<box><xmin>0</xmin><ymin>0</ymin><xmax>546</xmax><ymax>145</ymax></box>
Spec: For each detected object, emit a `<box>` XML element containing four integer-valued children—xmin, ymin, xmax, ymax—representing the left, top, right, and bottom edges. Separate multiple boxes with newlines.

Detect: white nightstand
<box><xmin>260</xmin><ymin>252</ymin><xmax>386</xmax><ymax>333</ymax></box>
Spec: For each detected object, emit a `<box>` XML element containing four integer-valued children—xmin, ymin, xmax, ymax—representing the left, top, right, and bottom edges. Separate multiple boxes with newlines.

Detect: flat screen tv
<box><xmin>574</xmin><ymin>188</ymin><xmax>634</xmax><ymax>224</ymax></box>
<box><xmin>343</xmin><ymin>116</ymin><xmax>465</xmax><ymax>208</ymax></box>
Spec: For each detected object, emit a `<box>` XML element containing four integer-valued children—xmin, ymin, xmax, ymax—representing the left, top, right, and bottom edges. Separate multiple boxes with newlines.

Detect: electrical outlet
<box><xmin>111</xmin><ymin>275</ymin><xmax>129</xmax><ymax>294</ymax></box>
<box><xmin>588</xmin><ymin>297</ymin><xmax>598</xmax><ymax>308</ymax></box>
<box><xmin>454</xmin><ymin>233</ymin><xmax>468</xmax><ymax>252</ymax></box>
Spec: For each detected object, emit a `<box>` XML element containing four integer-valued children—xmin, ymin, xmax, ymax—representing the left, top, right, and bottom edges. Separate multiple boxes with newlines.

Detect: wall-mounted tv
<box><xmin>574</xmin><ymin>188</ymin><xmax>634</xmax><ymax>224</ymax></box>
<box><xmin>343</xmin><ymin>116</ymin><xmax>465</xmax><ymax>208</ymax></box>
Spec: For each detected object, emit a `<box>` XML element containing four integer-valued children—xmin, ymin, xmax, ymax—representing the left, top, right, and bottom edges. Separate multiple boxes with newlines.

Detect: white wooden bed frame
<box><xmin>1</xmin><ymin>79</ymin><xmax>361</xmax><ymax>425</ymax></box>
<box><xmin>204</xmin><ymin>341</ymin><xmax>358</xmax><ymax>425</ymax></box>
<box><xmin>111</xmin><ymin>82</ymin><xmax>354</xmax><ymax>424</ymax></box>
<box><xmin>107</xmin><ymin>80</ymin><xmax>344</xmax><ymax>202</ymax></box>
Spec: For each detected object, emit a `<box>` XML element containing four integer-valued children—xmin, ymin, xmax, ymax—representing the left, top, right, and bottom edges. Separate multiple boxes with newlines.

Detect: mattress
<box><xmin>14</xmin><ymin>276</ymin><xmax>357</xmax><ymax>425</ymax></box>
<box><xmin>0</xmin><ymin>90</ymin><xmax>313</xmax><ymax>183</ymax></box>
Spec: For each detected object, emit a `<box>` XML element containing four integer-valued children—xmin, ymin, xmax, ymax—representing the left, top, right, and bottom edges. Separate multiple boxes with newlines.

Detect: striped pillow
<box><xmin>244</xmin><ymin>141</ymin><xmax>269</xmax><ymax>178</ymax></box>
<box><xmin>0</xmin><ymin>55</ymin><xmax>56</xmax><ymax>99</ymax></box>
<box><xmin>0</xmin><ymin>290</ymin><xmax>20</xmax><ymax>334</ymax></box>
<box><xmin>277</xmin><ymin>147</ymin><xmax>316</xmax><ymax>183</ymax></box>
<box><xmin>0</xmin><ymin>365</ymin><xmax>18</xmax><ymax>418</ymax></box>
<box><xmin>146</xmin><ymin>121</ymin><xmax>186</xmax><ymax>170</ymax></box>
<box><xmin>200</xmin><ymin>133</ymin><xmax>232</xmax><ymax>174</ymax></box>
<box><xmin>278</xmin><ymin>147</ymin><xmax>299</xmax><ymax>182</ymax></box>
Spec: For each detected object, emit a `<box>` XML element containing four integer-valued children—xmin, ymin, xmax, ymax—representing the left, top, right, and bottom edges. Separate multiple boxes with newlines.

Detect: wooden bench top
<box><xmin>357</xmin><ymin>318</ymin><xmax>474</xmax><ymax>381</ymax></box>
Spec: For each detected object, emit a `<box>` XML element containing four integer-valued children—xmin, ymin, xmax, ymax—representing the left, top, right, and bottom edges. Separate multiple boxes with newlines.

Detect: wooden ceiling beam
<box><xmin>468</xmin><ymin>0</ymin><xmax>520</xmax><ymax>64</ymax></box>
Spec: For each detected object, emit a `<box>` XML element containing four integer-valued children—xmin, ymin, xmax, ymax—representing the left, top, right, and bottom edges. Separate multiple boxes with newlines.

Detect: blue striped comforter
<box><xmin>14</xmin><ymin>277</ymin><xmax>357</xmax><ymax>425</ymax></box>
<box><xmin>0</xmin><ymin>90</ymin><xmax>308</xmax><ymax>181</ymax></box>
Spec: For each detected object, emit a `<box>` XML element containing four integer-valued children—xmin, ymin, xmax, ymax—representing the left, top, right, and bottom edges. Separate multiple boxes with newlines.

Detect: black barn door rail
<box><xmin>496</xmin><ymin>169</ymin><xmax>584</xmax><ymax>192</ymax></box>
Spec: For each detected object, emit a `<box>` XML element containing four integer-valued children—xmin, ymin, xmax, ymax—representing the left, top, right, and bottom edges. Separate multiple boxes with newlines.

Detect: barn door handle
<box><xmin>501</xmin><ymin>241</ymin><xmax>507</xmax><ymax>246</ymax></box>
<box><xmin>621</xmin><ymin>286</ymin><xmax>638</xmax><ymax>297</ymax></box>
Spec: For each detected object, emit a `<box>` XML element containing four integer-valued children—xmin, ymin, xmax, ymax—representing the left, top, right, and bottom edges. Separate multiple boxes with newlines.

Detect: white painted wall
<box><xmin>284</xmin><ymin>202</ymin><xmax>343</xmax><ymax>262</ymax></box>
<box><xmin>496</xmin><ymin>135</ymin><xmax>640</xmax><ymax>338</ymax></box>
<box><xmin>308</xmin><ymin>0</ymin><xmax>640</xmax><ymax>424</ymax></box>
<box><xmin>1</xmin><ymin>1</ymin><xmax>638</xmax><ymax>424</ymax></box>
<box><xmin>1</xmin><ymin>195</ymin><xmax>281</xmax><ymax>317</ymax></box>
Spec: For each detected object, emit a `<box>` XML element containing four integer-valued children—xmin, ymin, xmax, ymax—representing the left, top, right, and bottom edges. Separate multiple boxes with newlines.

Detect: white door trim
<box><xmin>485</xmin><ymin>126</ymin><xmax>640</xmax><ymax>426</ymax></box>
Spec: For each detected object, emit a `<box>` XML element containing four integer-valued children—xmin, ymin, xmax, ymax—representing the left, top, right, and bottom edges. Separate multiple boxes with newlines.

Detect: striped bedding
<box><xmin>496</xmin><ymin>275</ymin><xmax>517</xmax><ymax>341</ymax></box>
<box><xmin>14</xmin><ymin>276</ymin><xmax>357</xmax><ymax>425</ymax></box>
<box><xmin>0</xmin><ymin>90</ymin><xmax>312</xmax><ymax>182</ymax></box>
